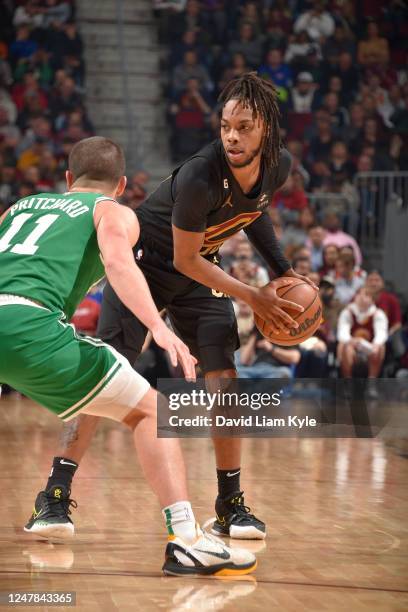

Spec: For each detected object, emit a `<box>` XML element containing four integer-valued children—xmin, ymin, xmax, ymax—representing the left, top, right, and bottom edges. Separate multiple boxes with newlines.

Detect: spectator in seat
<box><xmin>238</xmin><ymin>1</ymin><xmax>263</xmax><ymax>39</ymax></box>
<box><xmin>43</xmin><ymin>0</ymin><xmax>71</xmax><ymax>27</ymax></box>
<box><xmin>0</xmin><ymin>161</ymin><xmax>19</xmax><ymax>208</ymax></box>
<box><xmin>292</xmin><ymin>255</ymin><xmax>312</xmax><ymax>277</ymax></box>
<box><xmin>50</xmin><ymin>76</ymin><xmax>82</xmax><ymax>126</ymax></box>
<box><xmin>60</xmin><ymin>21</ymin><xmax>85</xmax><ymax>86</ymax></box>
<box><xmin>13</xmin><ymin>1</ymin><xmax>44</xmax><ymax>29</ymax></box>
<box><xmin>0</xmin><ymin>106</ymin><xmax>20</xmax><ymax>146</ymax></box>
<box><xmin>169</xmin><ymin>77</ymin><xmax>211</xmax><ymax>160</ymax></box>
<box><xmin>217</xmin><ymin>52</ymin><xmax>248</xmax><ymax>94</ymax></box>
<box><xmin>329</xmin><ymin>141</ymin><xmax>355</xmax><ymax>181</ymax></box>
<box><xmin>306</xmin><ymin>225</ymin><xmax>326</xmax><ymax>271</ymax></box>
<box><xmin>296</xmin><ymin>335</ymin><xmax>328</xmax><ymax>378</ymax></box>
<box><xmin>10</xmin><ymin>25</ymin><xmax>38</xmax><ymax>61</ymax></box>
<box><xmin>294</xmin><ymin>0</ymin><xmax>335</xmax><ymax>42</ymax></box>
<box><xmin>258</xmin><ymin>49</ymin><xmax>292</xmax><ymax>102</ymax></box>
<box><xmin>228</xmin><ymin>21</ymin><xmax>263</xmax><ymax>69</ymax></box>
<box><xmin>288</xmin><ymin>71</ymin><xmax>318</xmax><ymax>113</ymax></box>
<box><xmin>317</xmin><ymin>275</ymin><xmax>343</xmax><ymax>346</ymax></box>
<box><xmin>281</xmin><ymin>206</ymin><xmax>315</xmax><ymax>258</ymax></box>
<box><xmin>169</xmin><ymin>29</ymin><xmax>207</xmax><ymax>70</ymax></box>
<box><xmin>12</xmin><ymin>71</ymin><xmax>48</xmax><ymax>113</ymax></box>
<box><xmin>234</xmin><ymin>298</ymin><xmax>255</xmax><ymax>348</ymax></box>
<box><xmin>266</xmin><ymin>7</ymin><xmax>292</xmax><ymax>50</ymax></box>
<box><xmin>322</xmin><ymin>211</ymin><xmax>362</xmax><ymax>266</ymax></box>
<box><xmin>286</xmin><ymin>140</ymin><xmax>310</xmax><ymax>186</ymax></box>
<box><xmin>37</xmin><ymin>148</ymin><xmax>58</xmax><ymax>189</ymax></box>
<box><xmin>337</xmin><ymin>286</ymin><xmax>388</xmax><ymax>388</ymax></box>
<box><xmin>285</xmin><ymin>31</ymin><xmax>322</xmax><ymax>69</ymax></box>
<box><xmin>325</xmin><ymin>75</ymin><xmax>346</xmax><ymax>106</ymax></box>
<box><xmin>229</xmin><ymin>241</ymin><xmax>269</xmax><ymax>288</ymax></box>
<box><xmin>172</xmin><ymin>50</ymin><xmax>213</xmax><ymax>95</ymax></box>
<box><xmin>332</xmin><ymin>52</ymin><xmax>360</xmax><ymax>100</ymax></box>
<box><xmin>322</xmin><ymin>92</ymin><xmax>349</xmax><ymax>129</ymax></box>
<box><xmin>323</xmin><ymin>24</ymin><xmax>355</xmax><ymax>67</ymax></box>
<box><xmin>319</xmin><ymin>243</ymin><xmax>339</xmax><ymax>278</ymax></box>
<box><xmin>237</xmin><ymin>329</ymin><xmax>301</xmax><ymax>379</ymax></box>
<box><xmin>357</xmin><ymin>21</ymin><xmax>390</xmax><ymax>68</ymax></box>
<box><xmin>0</xmin><ymin>84</ymin><xmax>17</xmax><ymax>126</ymax></box>
<box><xmin>272</xmin><ymin>173</ymin><xmax>308</xmax><ymax>213</ymax></box>
<box><xmin>390</xmin><ymin>94</ymin><xmax>408</xmax><ymax>136</ymax></box>
<box><xmin>343</xmin><ymin>102</ymin><xmax>366</xmax><ymax>144</ymax></box>
<box><xmin>334</xmin><ymin>251</ymin><xmax>365</xmax><ymax>305</ymax></box>
<box><xmin>308</xmin><ymin>111</ymin><xmax>335</xmax><ymax>168</ymax></box>
<box><xmin>17</xmin><ymin>135</ymin><xmax>47</xmax><ymax>171</ymax></box>
<box><xmin>365</xmin><ymin>271</ymin><xmax>402</xmax><ymax>335</ymax></box>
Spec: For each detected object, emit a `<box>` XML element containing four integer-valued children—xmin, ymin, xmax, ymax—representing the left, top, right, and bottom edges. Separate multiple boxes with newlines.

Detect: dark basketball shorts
<box><xmin>97</xmin><ymin>240</ymin><xmax>240</xmax><ymax>374</ymax></box>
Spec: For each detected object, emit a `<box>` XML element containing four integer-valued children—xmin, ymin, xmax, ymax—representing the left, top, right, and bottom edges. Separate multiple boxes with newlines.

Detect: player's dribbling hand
<box><xmin>151</xmin><ymin>323</ymin><xmax>197</xmax><ymax>382</ymax></box>
<box><xmin>248</xmin><ymin>280</ymin><xmax>304</xmax><ymax>334</ymax></box>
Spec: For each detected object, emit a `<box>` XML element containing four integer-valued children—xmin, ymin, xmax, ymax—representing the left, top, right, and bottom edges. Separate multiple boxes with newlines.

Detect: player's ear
<box><xmin>115</xmin><ymin>175</ymin><xmax>127</xmax><ymax>198</ymax></box>
<box><xmin>66</xmin><ymin>170</ymin><xmax>74</xmax><ymax>190</ymax></box>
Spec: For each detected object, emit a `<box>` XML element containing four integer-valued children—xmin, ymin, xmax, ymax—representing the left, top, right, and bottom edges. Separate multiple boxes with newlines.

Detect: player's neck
<box><xmin>69</xmin><ymin>182</ymin><xmax>117</xmax><ymax>199</ymax></box>
<box><xmin>228</xmin><ymin>157</ymin><xmax>262</xmax><ymax>194</ymax></box>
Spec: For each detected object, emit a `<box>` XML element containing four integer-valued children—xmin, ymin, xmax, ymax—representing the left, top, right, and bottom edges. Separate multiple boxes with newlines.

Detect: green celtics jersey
<box><xmin>0</xmin><ymin>191</ymin><xmax>112</xmax><ymax>319</ymax></box>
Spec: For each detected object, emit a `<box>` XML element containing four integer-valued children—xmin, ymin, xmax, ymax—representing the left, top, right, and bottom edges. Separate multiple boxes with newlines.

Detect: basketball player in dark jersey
<box><xmin>26</xmin><ymin>74</ymin><xmax>315</xmax><ymax>541</ymax></box>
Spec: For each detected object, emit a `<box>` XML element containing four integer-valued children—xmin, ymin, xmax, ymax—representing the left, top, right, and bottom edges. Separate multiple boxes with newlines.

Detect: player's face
<box><xmin>221</xmin><ymin>100</ymin><xmax>264</xmax><ymax>168</ymax></box>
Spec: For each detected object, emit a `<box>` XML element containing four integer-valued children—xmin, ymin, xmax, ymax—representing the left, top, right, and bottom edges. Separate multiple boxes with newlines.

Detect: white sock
<box><xmin>162</xmin><ymin>501</ymin><xmax>198</xmax><ymax>544</ymax></box>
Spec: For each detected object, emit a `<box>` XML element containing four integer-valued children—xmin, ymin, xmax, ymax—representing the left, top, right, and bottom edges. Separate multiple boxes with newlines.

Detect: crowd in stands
<box><xmin>0</xmin><ymin>0</ymin><xmax>91</xmax><ymax>213</ymax></box>
<box><xmin>154</xmin><ymin>0</ymin><xmax>408</xmax><ymax>387</ymax></box>
<box><xmin>1</xmin><ymin>1</ymin><xmax>408</xmax><ymax>387</ymax></box>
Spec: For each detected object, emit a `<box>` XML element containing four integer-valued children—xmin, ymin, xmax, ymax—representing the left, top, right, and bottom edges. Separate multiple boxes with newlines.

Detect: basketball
<box><xmin>254</xmin><ymin>280</ymin><xmax>323</xmax><ymax>346</ymax></box>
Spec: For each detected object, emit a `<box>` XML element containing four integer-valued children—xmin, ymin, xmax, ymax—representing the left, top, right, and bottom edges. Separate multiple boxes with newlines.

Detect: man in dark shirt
<box><xmin>26</xmin><ymin>74</ymin><xmax>314</xmax><ymax>542</ymax></box>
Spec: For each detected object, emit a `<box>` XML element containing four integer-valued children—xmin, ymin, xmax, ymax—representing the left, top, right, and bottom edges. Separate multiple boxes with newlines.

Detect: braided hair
<box><xmin>218</xmin><ymin>72</ymin><xmax>282</xmax><ymax>168</ymax></box>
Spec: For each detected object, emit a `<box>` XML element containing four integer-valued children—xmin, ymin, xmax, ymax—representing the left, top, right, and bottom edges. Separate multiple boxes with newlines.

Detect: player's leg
<box><xmin>79</xmin><ymin>374</ymin><xmax>256</xmax><ymax>576</ymax></box>
<box><xmin>338</xmin><ymin>341</ymin><xmax>356</xmax><ymax>377</ymax></box>
<box><xmin>25</xmin><ymin>283</ymin><xmax>151</xmax><ymax>538</ymax></box>
<box><xmin>168</xmin><ymin>288</ymin><xmax>266</xmax><ymax>540</ymax></box>
<box><xmin>0</xmin><ymin>305</ymin><xmax>256</xmax><ymax>575</ymax></box>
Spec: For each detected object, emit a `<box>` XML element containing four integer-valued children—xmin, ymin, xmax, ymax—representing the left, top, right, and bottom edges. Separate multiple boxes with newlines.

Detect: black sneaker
<box><xmin>212</xmin><ymin>491</ymin><xmax>266</xmax><ymax>540</ymax></box>
<box><xmin>24</xmin><ymin>485</ymin><xmax>77</xmax><ymax>540</ymax></box>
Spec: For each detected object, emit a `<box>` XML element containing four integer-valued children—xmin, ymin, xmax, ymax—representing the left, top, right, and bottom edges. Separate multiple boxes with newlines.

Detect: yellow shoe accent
<box><xmin>167</xmin><ymin>535</ymin><xmax>176</xmax><ymax>541</ymax></box>
<box><xmin>215</xmin><ymin>560</ymin><xmax>257</xmax><ymax>576</ymax></box>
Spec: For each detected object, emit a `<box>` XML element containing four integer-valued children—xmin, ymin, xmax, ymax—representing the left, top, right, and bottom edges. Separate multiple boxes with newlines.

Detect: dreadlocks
<box><xmin>218</xmin><ymin>72</ymin><xmax>282</xmax><ymax>168</ymax></box>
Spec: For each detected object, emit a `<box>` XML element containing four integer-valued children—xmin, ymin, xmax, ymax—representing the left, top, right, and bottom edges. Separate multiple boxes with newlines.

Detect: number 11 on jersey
<box><xmin>0</xmin><ymin>213</ymin><xmax>59</xmax><ymax>256</ymax></box>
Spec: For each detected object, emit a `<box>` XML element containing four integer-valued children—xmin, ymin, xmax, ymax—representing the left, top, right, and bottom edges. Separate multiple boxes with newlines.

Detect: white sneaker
<box><xmin>162</xmin><ymin>527</ymin><xmax>257</xmax><ymax>576</ymax></box>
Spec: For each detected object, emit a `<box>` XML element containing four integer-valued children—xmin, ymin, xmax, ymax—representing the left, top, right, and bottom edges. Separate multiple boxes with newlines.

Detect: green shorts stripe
<box><xmin>60</xmin><ymin>361</ymin><xmax>122</xmax><ymax>421</ymax></box>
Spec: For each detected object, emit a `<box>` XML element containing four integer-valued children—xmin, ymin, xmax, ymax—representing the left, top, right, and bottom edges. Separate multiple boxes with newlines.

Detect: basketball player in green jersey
<box><xmin>0</xmin><ymin>136</ymin><xmax>257</xmax><ymax>576</ymax></box>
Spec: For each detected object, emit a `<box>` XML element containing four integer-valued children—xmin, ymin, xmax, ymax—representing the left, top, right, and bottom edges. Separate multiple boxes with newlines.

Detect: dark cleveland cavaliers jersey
<box><xmin>137</xmin><ymin>139</ymin><xmax>291</xmax><ymax>259</ymax></box>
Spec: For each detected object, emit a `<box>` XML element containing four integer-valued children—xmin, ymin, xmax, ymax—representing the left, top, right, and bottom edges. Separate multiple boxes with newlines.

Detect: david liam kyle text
<box><xmin>168</xmin><ymin>415</ymin><xmax>318</xmax><ymax>429</ymax></box>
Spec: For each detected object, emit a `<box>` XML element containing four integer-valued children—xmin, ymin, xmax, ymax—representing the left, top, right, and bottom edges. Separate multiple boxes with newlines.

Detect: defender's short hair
<box><xmin>69</xmin><ymin>136</ymin><xmax>125</xmax><ymax>184</ymax></box>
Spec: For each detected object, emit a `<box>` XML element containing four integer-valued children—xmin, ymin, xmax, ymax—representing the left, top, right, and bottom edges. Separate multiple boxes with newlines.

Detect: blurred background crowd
<box><xmin>1</xmin><ymin>0</ymin><xmax>408</xmax><ymax>391</ymax></box>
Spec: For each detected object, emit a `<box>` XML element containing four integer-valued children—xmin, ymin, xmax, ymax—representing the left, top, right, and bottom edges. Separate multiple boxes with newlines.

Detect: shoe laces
<box><xmin>44</xmin><ymin>492</ymin><xmax>78</xmax><ymax>517</ymax></box>
<box><xmin>228</xmin><ymin>492</ymin><xmax>254</xmax><ymax>522</ymax></box>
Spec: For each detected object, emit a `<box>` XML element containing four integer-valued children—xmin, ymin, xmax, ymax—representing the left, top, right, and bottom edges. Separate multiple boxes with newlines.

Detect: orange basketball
<box><xmin>254</xmin><ymin>280</ymin><xmax>323</xmax><ymax>347</ymax></box>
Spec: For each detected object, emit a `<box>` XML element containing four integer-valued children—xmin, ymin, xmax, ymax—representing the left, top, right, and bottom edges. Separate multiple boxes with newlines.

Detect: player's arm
<box><xmin>173</xmin><ymin>228</ymin><xmax>302</xmax><ymax>331</ymax></box>
<box><xmin>244</xmin><ymin>212</ymin><xmax>291</xmax><ymax>276</ymax></box>
<box><xmin>244</xmin><ymin>213</ymin><xmax>316</xmax><ymax>290</ymax></box>
<box><xmin>95</xmin><ymin>201</ymin><xmax>196</xmax><ymax>380</ymax></box>
<box><xmin>95</xmin><ymin>203</ymin><xmax>162</xmax><ymax>331</ymax></box>
<box><xmin>246</xmin><ymin>148</ymin><xmax>317</xmax><ymax>289</ymax></box>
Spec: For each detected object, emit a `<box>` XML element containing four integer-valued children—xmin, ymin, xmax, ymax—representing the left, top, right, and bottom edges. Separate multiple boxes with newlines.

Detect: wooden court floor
<box><xmin>0</xmin><ymin>396</ymin><xmax>407</xmax><ymax>611</ymax></box>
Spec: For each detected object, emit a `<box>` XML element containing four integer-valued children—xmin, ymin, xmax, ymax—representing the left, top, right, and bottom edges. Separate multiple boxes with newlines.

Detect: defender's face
<box><xmin>221</xmin><ymin>100</ymin><xmax>264</xmax><ymax>168</ymax></box>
